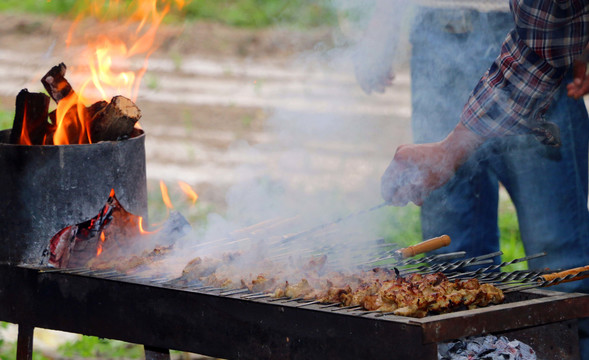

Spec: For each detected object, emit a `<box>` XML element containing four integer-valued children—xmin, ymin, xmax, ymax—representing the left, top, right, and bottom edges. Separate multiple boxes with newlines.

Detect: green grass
<box><xmin>0</xmin><ymin>110</ymin><xmax>13</xmax><ymax>130</ymax></box>
<box><xmin>498</xmin><ymin>196</ymin><xmax>527</xmax><ymax>271</ymax></box>
<box><xmin>0</xmin><ymin>0</ymin><xmax>338</xmax><ymax>28</ymax></box>
<box><xmin>181</xmin><ymin>0</ymin><xmax>337</xmax><ymax>28</ymax></box>
<box><xmin>58</xmin><ymin>336</ymin><xmax>143</xmax><ymax>359</ymax></box>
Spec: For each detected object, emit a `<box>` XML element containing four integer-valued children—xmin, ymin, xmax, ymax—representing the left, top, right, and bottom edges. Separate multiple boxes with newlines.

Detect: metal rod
<box><xmin>446</xmin><ymin>253</ymin><xmax>546</xmax><ymax>280</ymax></box>
<box><xmin>331</xmin><ymin>305</ymin><xmax>362</xmax><ymax>312</ymax></box>
<box><xmin>278</xmin><ymin>203</ymin><xmax>387</xmax><ymax>244</ymax></box>
<box><xmin>319</xmin><ymin>303</ymin><xmax>341</xmax><ymax>309</ymax></box>
<box><xmin>242</xmin><ymin>293</ymin><xmax>271</xmax><ymax>300</ymax></box>
<box><xmin>220</xmin><ymin>288</ymin><xmax>250</xmax><ymax>296</ymax></box>
<box><xmin>295</xmin><ymin>300</ymin><xmax>321</xmax><ymax>308</ymax></box>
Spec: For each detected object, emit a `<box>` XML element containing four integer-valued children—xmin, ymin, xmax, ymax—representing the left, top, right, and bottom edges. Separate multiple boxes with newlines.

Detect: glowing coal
<box><xmin>45</xmin><ymin>189</ymin><xmax>190</xmax><ymax>270</ymax></box>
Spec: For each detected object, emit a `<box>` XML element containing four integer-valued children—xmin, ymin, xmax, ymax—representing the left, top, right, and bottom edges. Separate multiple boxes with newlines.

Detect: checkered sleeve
<box><xmin>460</xmin><ymin>0</ymin><xmax>589</xmax><ymax>146</ymax></box>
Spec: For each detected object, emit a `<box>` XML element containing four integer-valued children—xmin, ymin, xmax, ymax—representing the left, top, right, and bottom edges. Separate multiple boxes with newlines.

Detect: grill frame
<box><xmin>1</xmin><ymin>264</ymin><xmax>587</xmax><ymax>359</ymax></box>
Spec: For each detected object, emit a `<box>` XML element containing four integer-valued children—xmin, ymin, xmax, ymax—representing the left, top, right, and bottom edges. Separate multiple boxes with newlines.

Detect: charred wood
<box><xmin>90</xmin><ymin>95</ymin><xmax>141</xmax><ymax>142</ymax></box>
<box><xmin>10</xmin><ymin>89</ymin><xmax>50</xmax><ymax>145</ymax></box>
<box><xmin>41</xmin><ymin>62</ymin><xmax>73</xmax><ymax>104</ymax></box>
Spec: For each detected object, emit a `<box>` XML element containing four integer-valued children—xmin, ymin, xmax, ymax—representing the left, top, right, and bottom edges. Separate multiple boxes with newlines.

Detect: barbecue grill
<box><xmin>2</xmin><ymin>259</ymin><xmax>588</xmax><ymax>360</ymax></box>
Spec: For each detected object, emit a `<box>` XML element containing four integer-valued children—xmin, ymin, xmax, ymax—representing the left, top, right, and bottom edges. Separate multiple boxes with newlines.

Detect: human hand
<box><xmin>566</xmin><ymin>61</ymin><xmax>589</xmax><ymax>100</ymax></box>
<box><xmin>380</xmin><ymin>143</ymin><xmax>455</xmax><ymax>206</ymax></box>
<box><xmin>381</xmin><ymin>123</ymin><xmax>484</xmax><ymax>206</ymax></box>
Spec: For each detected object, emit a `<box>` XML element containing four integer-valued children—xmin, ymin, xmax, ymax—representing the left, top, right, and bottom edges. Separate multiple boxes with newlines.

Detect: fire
<box><xmin>67</xmin><ymin>0</ymin><xmax>185</xmax><ymax>102</ymax></box>
<box><xmin>18</xmin><ymin>1</ymin><xmax>185</xmax><ymax>146</ymax></box>
<box><xmin>138</xmin><ymin>216</ymin><xmax>161</xmax><ymax>235</ymax></box>
<box><xmin>96</xmin><ymin>231</ymin><xmax>106</xmax><ymax>256</ymax></box>
<box><xmin>19</xmin><ymin>106</ymin><xmax>32</xmax><ymax>146</ymax></box>
<box><xmin>53</xmin><ymin>90</ymin><xmax>92</xmax><ymax>145</ymax></box>
<box><xmin>160</xmin><ymin>180</ymin><xmax>174</xmax><ymax>210</ymax></box>
<box><xmin>178</xmin><ymin>181</ymin><xmax>198</xmax><ymax>204</ymax></box>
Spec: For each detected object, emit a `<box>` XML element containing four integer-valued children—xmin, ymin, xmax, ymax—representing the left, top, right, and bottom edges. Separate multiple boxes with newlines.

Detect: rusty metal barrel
<box><xmin>0</xmin><ymin>129</ymin><xmax>147</xmax><ymax>264</ymax></box>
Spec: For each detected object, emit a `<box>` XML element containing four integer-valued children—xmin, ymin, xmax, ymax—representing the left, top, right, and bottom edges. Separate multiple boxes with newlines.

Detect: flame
<box><xmin>67</xmin><ymin>0</ymin><xmax>185</xmax><ymax>103</ymax></box>
<box><xmin>19</xmin><ymin>106</ymin><xmax>32</xmax><ymax>145</ymax></box>
<box><xmin>138</xmin><ymin>216</ymin><xmax>161</xmax><ymax>235</ymax></box>
<box><xmin>96</xmin><ymin>231</ymin><xmax>106</xmax><ymax>256</ymax></box>
<box><xmin>178</xmin><ymin>181</ymin><xmax>198</xmax><ymax>204</ymax></box>
<box><xmin>160</xmin><ymin>180</ymin><xmax>174</xmax><ymax>209</ymax></box>
<box><xmin>53</xmin><ymin>89</ymin><xmax>93</xmax><ymax>145</ymax></box>
<box><xmin>21</xmin><ymin>0</ymin><xmax>186</xmax><ymax>146</ymax></box>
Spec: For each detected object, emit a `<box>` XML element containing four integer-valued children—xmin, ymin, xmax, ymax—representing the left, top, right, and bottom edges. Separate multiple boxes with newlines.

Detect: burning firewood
<box><xmin>9</xmin><ymin>89</ymin><xmax>51</xmax><ymax>145</ymax></box>
<box><xmin>41</xmin><ymin>62</ymin><xmax>73</xmax><ymax>104</ymax></box>
<box><xmin>12</xmin><ymin>63</ymin><xmax>142</xmax><ymax>145</ymax></box>
<box><xmin>90</xmin><ymin>95</ymin><xmax>142</xmax><ymax>142</ymax></box>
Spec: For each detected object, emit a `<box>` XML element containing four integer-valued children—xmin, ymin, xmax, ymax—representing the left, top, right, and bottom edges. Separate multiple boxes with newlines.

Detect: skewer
<box><xmin>400</xmin><ymin>259</ymin><xmax>494</xmax><ymax>275</ymax></box>
<box><xmin>402</xmin><ymin>251</ymin><xmax>502</xmax><ymax>274</ymax></box>
<box><xmin>62</xmin><ymin>268</ymin><xmax>96</xmax><ymax>275</ymax></box>
<box><xmin>241</xmin><ymin>292</ymin><xmax>269</xmax><ymax>299</ymax></box>
<box><xmin>319</xmin><ymin>303</ymin><xmax>341</xmax><ymax>309</ymax></box>
<box><xmin>220</xmin><ymin>288</ymin><xmax>251</xmax><ymax>296</ymax></box>
<box><xmin>502</xmin><ymin>269</ymin><xmax>589</xmax><ymax>293</ymax></box>
<box><xmin>231</xmin><ymin>216</ymin><xmax>299</xmax><ymax>236</ymax></box>
<box><xmin>201</xmin><ymin>287</ymin><xmax>225</xmax><ymax>292</ymax></box>
<box><xmin>278</xmin><ymin>203</ymin><xmax>387</xmax><ymax>244</ymax></box>
<box><xmin>38</xmin><ymin>266</ymin><xmax>72</xmax><ymax>273</ymax></box>
<box><xmin>357</xmin><ymin>311</ymin><xmax>381</xmax><ymax>316</ymax></box>
<box><xmin>446</xmin><ymin>253</ymin><xmax>546</xmax><ymax>280</ymax></box>
<box><xmin>267</xmin><ymin>297</ymin><xmax>290</xmax><ymax>302</ymax></box>
<box><xmin>331</xmin><ymin>305</ymin><xmax>362</xmax><ymax>312</ymax></box>
<box><xmin>295</xmin><ymin>300</ymin><xmax>321</xmax><ymax>307</ymax></box>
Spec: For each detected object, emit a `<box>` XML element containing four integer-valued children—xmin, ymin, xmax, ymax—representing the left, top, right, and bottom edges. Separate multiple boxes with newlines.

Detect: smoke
<box><xmin>148</xmin><ymin>0</ymin><xmax>419</xmax><ymax>281</ymax></box>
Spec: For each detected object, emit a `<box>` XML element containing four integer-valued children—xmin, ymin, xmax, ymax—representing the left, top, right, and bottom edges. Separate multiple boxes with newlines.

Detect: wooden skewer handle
<box><xmin>541</xmin><ymin>265</ymin><xmax>589</xmax><ymax>284</ymax></box>
<box><xmin>397</xmin><ymin>235</ymin><xmax>451</xmax><ymax>259</ymax></box>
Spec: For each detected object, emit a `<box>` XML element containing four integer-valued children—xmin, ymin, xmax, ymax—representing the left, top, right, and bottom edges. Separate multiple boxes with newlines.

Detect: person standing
<box><xmin>356</xmin><ymin>0</ymin><xmax>589</xmax><ymax>357</ymax></box>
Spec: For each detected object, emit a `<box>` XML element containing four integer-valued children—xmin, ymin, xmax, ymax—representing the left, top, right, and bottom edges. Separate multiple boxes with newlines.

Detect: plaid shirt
<box><xmin>461</xmin><ymin>0</ymin><xmax>589</xmax><ymax>146</ymax></box>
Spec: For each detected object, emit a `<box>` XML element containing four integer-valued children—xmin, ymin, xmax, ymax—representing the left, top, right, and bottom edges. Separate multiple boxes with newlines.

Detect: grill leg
<box><xmin>16</xmin><ymin>324</ymin><xmax>34</xmax><ymax>360</ymax></box>
<box><xmin>144</xmin><ymin>345</ymin><xmax>170</xmax><ymax>360</ymax></box>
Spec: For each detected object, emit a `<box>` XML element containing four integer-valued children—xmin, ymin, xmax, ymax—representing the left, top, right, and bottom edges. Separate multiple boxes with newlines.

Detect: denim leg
<box><xmin>491</xmin><ymin>73</ymin><xmax>589</xmax><ymax>359</ymax></box>
<box><xmin>493</xmin><ymin>78</ymin><xmax>589</xmax><ymax>292</ymax></box>
<box><xmin>410</xmin><ymin>8</ymin><xmax>512</xmax><ymax>259</ymax></box>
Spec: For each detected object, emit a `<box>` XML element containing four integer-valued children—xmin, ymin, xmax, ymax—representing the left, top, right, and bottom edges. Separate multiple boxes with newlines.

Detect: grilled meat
<box><xmin>177</xmin><ymin>251</ymin><xmax>504</xmax><ymax>318</ymax></box>
<box><xmin>270</xmin><ymin>271</ymin><xmax>504</xmax><ymax>318</ymax></box>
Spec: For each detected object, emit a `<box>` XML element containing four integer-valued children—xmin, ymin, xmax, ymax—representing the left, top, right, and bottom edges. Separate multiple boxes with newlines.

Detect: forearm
<box><xmin>440</xmin><ymin>122</ymin><xmax>485</xmax><ymax>172</ymax></box>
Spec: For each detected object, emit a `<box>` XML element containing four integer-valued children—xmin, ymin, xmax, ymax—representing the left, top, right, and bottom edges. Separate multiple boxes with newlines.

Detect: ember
<box><xmin>45</xmin><ymin>189</ymin><xmax>190</xmax><ymax>270</ymax></box>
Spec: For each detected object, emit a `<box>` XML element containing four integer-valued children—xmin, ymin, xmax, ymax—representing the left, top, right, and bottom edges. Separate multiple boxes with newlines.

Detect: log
<box><xmin>41</xmin><ymin>62</ymin><xmax>73</xmax><ymax>104</ymax></box>
<box><xmin>87</xmin><ymin>100</ymin><xmax>108</xmax><ymax>119</ymax></box>
<box><xmin>90</xmin><ymin>95</ymin><xmax>142</xmax><ymax>142</ymax></box>
<box><xmin>10</xmin><ymin>89</ymin><xmax>50</xmax><ymax>145</ymax></box>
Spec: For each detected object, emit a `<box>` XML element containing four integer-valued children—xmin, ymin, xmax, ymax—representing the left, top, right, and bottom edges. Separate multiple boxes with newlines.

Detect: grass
<box><xmin>0</xmin><ymin>110</ymin><xmax>13</xmax><ymax>130</ymax></box>
<box><xmin>58</xmin><ymin>336</ymin><xmax>143</xmax><ymax>359</ymax></box>
<box><xmin>0</xmin><ymin>0</ymin><xmax>338</xmax><ymax>28</ymax></box>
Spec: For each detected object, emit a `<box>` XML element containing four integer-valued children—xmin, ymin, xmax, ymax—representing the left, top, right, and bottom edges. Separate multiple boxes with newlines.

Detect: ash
<box><xmin>438</xmin><ymin>335</ymin><xmax>536</xmax><ymax>360</ymax></box>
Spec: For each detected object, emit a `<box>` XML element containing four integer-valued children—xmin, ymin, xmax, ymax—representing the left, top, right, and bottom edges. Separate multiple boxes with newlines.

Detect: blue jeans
<box><xmin>411</xmin><ymin>7</ymin><xmax>589</xmax><ymax>358</ymax></box>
